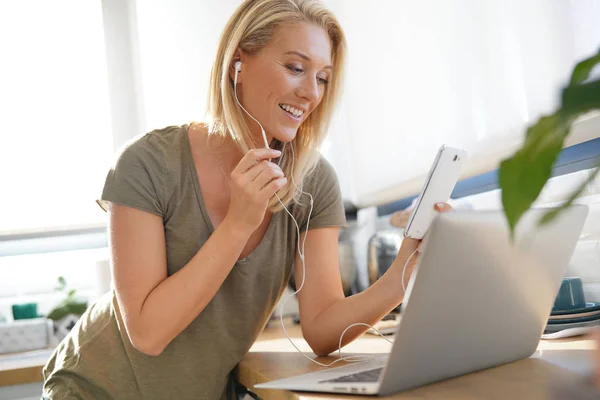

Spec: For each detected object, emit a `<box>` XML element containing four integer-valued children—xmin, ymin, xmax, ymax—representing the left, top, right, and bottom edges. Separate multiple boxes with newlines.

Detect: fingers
<box><xmin>390</xmin><ymin>210</ymin><xmax>411</xmax><ymax>228</ymax></box>
<box><xmin>230</xmin><ymin>148</ymin><xmax>287</xmax><ymax>204</ymax></box>
<box><xmin>259</xmin><ymin>176</ymin><xmax>288</xmax><ymax>201</ymax></box>
<box><xmin>232</xmin><ymin>149</ymin><xmax>284</xmax><ymax>189</ymax></box>
<box><xmin>414</xmin><ymin>203</ymin><xmax>452</xmax><ymax>252</ymax></box>
<box><xmin>249</xmin><ymin>162</ymin><xmax>285</xmax><ymax>192</ymax></box>
<box><xmin>245</xmin><ymin>160</ymin><xmax>281</xmax><ymax>183</ymax></box>
<box><xmin>233</xmin><ymin>148</ymin><xmax>281</xmax><ymax>175</ymax></box>
<box><xmin>392</xmin><ymin>203</ymin><xmax>452</xmax><ymax>230</ymax></box>
<box><xmin>434</xmin><ymin>202</ymin><xmax>453</xmax><ymax>212</ymax></box>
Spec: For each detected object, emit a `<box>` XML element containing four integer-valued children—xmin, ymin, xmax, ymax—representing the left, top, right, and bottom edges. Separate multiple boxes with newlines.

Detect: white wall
<box><xmin>134</xmin><ymin>0</ymin><xmax>242</xmax><ymax>131</ymax></box>
<box><xmin>323</xmin><ymin>0</ymin><xmax>600</xmax><ymax>207</ymax></box>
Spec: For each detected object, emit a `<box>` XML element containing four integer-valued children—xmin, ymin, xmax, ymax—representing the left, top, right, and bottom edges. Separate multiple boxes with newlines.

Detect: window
<box><xmin>0</xmin><ymin>1</ymin><xmax>113</xmax><ymax>312</ymax></box>
<box><xmin>0</xmin><ymin>0</ymin><xmax>113</xmax><ymax>236</ymax></box>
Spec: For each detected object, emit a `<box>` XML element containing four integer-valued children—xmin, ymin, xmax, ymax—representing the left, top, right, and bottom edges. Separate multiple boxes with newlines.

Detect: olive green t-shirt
<box><xmin>42</xmin><ymin>124</ymin><xmax>346</xmax><ymax>400</ymax></box>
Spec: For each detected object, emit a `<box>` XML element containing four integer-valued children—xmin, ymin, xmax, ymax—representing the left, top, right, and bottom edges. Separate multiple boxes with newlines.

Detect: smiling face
<box><xmin>235</xmin><ymin>22</ymin><xmax>333</xmax><ymax>146</ymax></box>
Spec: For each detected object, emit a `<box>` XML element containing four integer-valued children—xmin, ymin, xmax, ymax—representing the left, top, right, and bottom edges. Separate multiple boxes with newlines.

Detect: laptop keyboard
<box><xmin>319</xmin><ymin>367</ymin><xmax>383</xmax><ymax>384</ymax></box>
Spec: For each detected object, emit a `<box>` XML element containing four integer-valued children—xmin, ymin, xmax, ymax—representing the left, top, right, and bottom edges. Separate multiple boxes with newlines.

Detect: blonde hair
<box><xmin>205</xmin><ymin>0</ymin><xmax>346</xmax><ymax>211</ymax></box>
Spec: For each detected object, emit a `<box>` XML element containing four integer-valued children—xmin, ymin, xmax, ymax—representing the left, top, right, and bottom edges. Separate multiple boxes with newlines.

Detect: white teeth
<box><xmin>279</xmin><ymin>104</ymin><xmax>303</xmax><ymax>118</ymax></box>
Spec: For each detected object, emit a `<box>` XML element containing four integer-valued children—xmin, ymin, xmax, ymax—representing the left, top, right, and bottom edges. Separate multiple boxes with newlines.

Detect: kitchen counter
<box><xmin>0</xmin><ymin>348</ymin><xmax>53</xmax><ymax>386</ymax></box>
<box><xmin>237</xmin><ymin>317</ymin><xmax>596</xmax><ymax>399</ymax></box>
<box><xmin>1</xmin><ymin>319</ymin><xmax>596</xmax><ymax>399</ymax></box>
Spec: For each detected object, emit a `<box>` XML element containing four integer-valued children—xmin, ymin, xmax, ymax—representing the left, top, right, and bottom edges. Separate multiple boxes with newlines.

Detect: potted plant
<box><xmin>47</xmin><ymin>276</ymin><xmax>88</xmax><ymax>343</ymax></box>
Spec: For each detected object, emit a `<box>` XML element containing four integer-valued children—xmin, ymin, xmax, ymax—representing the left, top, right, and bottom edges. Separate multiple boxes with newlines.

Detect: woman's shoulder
<box><xmin>107</xmin><ymin>124</ymin><xmax>190</xmax><ymax>188</ymax></box>
<box><xmin>115</xmin><ymin>124</ymin><xmax>188</xmax><ymax>163</ymax></box>
<box><xmin>100</xmin><ymin>124</ymin><xmax>193</xmax><ymax>215</ymax></box>
<box><xmin>304</xmin><ymin>152</ymin><xmax>340</xmax><ymax>191</ymax></box>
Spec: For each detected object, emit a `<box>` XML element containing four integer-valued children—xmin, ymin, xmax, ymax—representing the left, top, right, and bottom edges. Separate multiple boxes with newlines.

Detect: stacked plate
<box><xmin>543</xmin><ymin>302</ymin><xmax>600</xmax><ymax>339</ymax></box>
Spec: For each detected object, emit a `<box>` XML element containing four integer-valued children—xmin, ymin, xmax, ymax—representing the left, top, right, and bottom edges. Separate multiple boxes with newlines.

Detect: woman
<box><xmin>42</xmin><ymin>0</ymin><xmax>449</xmax><ymax>398</ymax></box>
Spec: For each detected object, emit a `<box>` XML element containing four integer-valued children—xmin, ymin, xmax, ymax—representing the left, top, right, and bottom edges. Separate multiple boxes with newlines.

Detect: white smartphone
<box><xmin>404</xmin><ymin>145</ymin><xmax>467</xmax><ymax>240</ymax></box>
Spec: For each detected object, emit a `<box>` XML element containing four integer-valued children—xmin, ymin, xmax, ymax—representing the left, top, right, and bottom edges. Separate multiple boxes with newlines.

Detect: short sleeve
<box><xmin>299</xmin><ymin>156</ymin><xmax>347</xmax><ymax>232</ymax></box>
<box><xmin>97</xmin><ymin>135</ymin><xmax>165</xmax><ymax>217</ymax></box>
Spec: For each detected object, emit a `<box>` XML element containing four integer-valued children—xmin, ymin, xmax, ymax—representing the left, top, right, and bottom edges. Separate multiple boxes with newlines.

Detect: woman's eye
<box><xmin>286</xmin><ymin>64</ymin><xmax>329</xmax><ymax>85</ymax></box>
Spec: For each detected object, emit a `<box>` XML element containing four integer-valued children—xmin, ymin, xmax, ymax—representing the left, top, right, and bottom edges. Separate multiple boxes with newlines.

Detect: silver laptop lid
<box><xmin>379</xmin><ymin>206</ymin><xmax>588</xmax><ymax>396</ymax></box>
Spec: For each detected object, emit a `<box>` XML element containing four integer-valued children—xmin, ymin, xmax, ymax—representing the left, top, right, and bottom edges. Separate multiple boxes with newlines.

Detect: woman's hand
<box><xmin>394</xmin><ymin>202</ymin><xmax>453</xmax><ymax>284</ymax></box>
<box><xmin>224</xmin><ymin>148</ymin><xmax>286</xmax><ymax>235</ymax></box>
<box><xmin>390</xmin><ymin>209</ymin><xmax>412</xmax><ymax>229</ymax></box>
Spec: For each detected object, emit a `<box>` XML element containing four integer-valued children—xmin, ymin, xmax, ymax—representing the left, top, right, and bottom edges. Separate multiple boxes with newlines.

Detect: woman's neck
<box><xmin>192</xmin><ymin>122</ymin><xmax>277</xmax><ymax>173</ymax></box>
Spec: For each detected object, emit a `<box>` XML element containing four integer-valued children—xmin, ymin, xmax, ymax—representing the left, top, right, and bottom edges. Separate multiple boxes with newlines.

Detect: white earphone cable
<box><xmin>233</xmin><ymin>66</ymin><xmax>401</xmax><ymax>367</ymax></box>
<box><xmin>402</xmin><ymin>248</ymin><xmax>419</xmax><ymax>293</ymax></box>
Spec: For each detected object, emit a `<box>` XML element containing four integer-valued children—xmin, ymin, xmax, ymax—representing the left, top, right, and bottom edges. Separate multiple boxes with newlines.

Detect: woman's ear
<box><xmin>229</xmin><ymin>49</ymin><xmax>244</xmax><ymax>83</ymax></box>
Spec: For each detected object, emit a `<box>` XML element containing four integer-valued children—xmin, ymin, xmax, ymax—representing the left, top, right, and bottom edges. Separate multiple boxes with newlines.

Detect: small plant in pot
<box><xmin>47</xmin><ymin>276</ymin><xmax>88</xmax><ymax>344</ymax></box>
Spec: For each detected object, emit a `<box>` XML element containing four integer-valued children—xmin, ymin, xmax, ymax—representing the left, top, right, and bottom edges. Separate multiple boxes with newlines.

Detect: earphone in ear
<box><xmin>234</xmin><ymin>61</ymin><xmax>242</xmax><ymax>87</ymax></box>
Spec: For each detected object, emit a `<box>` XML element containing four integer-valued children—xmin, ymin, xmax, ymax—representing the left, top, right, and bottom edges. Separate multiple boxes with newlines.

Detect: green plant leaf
<box><xmin>67</xmin><ymin>289</ymin><xmax>76</xmax><ymax>298</ymax></box>
<box><xmin>47</xmin><ymin>305</ymin><xmax>70</xmax><ymax>321</ymax></box>
<box><xmin>499</xmin><ymin>114</ymin><xmax>568</xmax><ymax>238</ymax></box>
<box><xmin>499</xmin><ymin>49</ymin><xmax>600</xmax><ymax>237</ymax></box>
<box><xmin>561</xmin><ymin>80</ymin><xmax>600</xmax><ymax>117</ymax></box>
<box><xmin>55</xmin><ymin>276</ymin><xmax>67</xmax><ymax>292</ymax></box>
<box><xmin>540</xmin><ymin>166</ymin><xmax>600</xmax><ymax>225</ymax></box>
<box><xmin>47</xmin><ymin>301</ymin><xmax>88</xmax><ymax>321</ymax></box>
<box><xmin>569</xmin><ymin>48</ymin><xmax>600</xmax><ymax>85</ymax></box>
<box><xmin>68</xmin><ymin>301</ymin><xmax>88</xmax><ymax>316</ymax></box>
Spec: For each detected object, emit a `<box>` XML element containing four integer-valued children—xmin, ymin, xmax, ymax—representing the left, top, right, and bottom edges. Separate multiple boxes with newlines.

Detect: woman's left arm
<box><xmin>296</xmin><ymin>203</ymin><xmax>452</xmax><ymax>357</ymax></box>
<box><xmin>294</xmin><ymin>227</ymin><xmax>419</xmax><ymax>357</ymax></box>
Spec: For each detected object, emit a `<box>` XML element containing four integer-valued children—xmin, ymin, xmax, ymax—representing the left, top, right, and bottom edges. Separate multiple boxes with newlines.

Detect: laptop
<box><xmin>255</xmin><ymin>206</ymin><xmax>588</xmax><ymax>396</ymax></box>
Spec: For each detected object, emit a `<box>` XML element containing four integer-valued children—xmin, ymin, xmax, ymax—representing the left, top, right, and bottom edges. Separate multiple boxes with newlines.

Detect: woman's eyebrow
<box><xmin>284</xmin><ymin>50</ymin><xmax>332</xmax><ymax>70</ymax></box>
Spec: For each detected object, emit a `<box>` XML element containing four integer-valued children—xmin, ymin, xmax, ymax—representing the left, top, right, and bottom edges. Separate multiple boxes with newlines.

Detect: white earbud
<box><xmin>234</xmin><ymin>61</ymin><xmax>242</xmax><ymax>87</ymax></box>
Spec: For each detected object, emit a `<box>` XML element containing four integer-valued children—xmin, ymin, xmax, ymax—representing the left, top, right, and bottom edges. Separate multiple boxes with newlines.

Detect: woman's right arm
<box><xmin>110</xmin><ymin>148</ymin><xmax>285</xmax><ymax>356</ymax></box>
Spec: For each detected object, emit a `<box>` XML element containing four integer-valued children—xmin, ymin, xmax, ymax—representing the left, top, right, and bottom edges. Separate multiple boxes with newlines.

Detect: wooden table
<box><xmin>237</xmin><ymin>318</ymin><xmax>596</xmax><ymax>400</ymax></box>
<box><xmin>0</xmin><ymin>348</ymin><xmax>53</xmax><ymax>386</ymax></box>
<box><xmin>0</xmin><ymin>320</ymin><xmax>596</xmax><ymax>399</ymax></box>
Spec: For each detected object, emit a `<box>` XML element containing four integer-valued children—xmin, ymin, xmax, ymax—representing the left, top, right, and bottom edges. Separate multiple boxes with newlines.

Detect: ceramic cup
<box><xmin>553</xmin><ymin>277</ymin><xmax>586</xmax><ymax>311</ymax></box>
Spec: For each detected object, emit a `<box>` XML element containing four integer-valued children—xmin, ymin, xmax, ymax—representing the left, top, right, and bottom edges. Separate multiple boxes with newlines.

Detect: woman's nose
<box><xmin>297</xmin><ymin>76</ymin><xmax>320</xmax><ymax>103</ymax></box>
